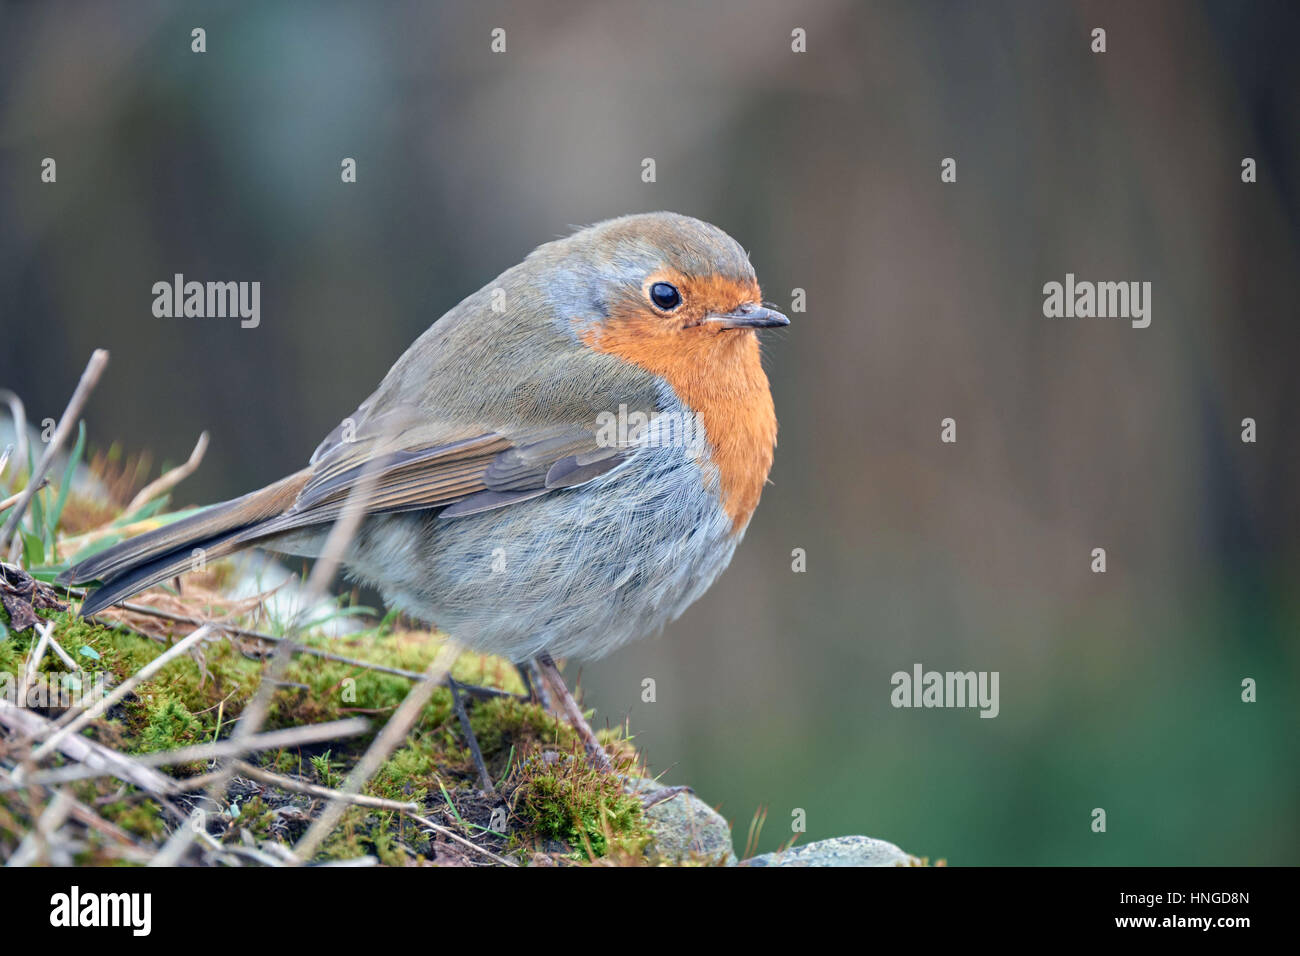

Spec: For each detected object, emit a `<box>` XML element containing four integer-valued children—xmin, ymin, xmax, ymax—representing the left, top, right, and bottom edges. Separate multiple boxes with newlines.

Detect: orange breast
<box><xmin>581</xmin><ymin>298</ymin><xmax>778</xmax><ymax>531</ymax></box>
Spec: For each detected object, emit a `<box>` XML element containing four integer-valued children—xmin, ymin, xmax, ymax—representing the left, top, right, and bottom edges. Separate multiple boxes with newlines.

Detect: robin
<box><xmin>60</xmin><ymin>211</ymin><xmax>788</xmax><ymax>781</ymax></box>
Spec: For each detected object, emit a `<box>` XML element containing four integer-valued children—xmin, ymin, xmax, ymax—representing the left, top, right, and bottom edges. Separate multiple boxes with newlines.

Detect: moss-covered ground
<box><xmin>0</xmin><ymin>589</ymin><xmax>659</xmax><ymax>866</ymax></box>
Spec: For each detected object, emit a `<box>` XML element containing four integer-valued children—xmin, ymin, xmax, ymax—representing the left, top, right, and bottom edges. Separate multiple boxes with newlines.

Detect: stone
<box><xmin>625</xmin><ymin>778</ymin><xmax>735</xmax><ymax>864</ymax></box>
<box><xmin>745</xmin><ymin>835</ymin><xmax>917</xmax><ymax>867</ymax></box>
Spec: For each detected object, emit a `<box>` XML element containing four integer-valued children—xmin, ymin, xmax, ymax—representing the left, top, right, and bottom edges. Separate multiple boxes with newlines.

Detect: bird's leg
<box><xmin>441</xmin><ymin>656</ymin><xmax>532</xmax><ymax>704</ymax></box>
<box><xmin>448</xmin><ymin>676</ymin><xmax>494</xmax><ymax>792</ymax></box>
<box><xmin>441</xmin><ymin>663</ymin><xmax>547</xmax><ymax>791</ymax></box>
<box><xmin>533</xmin><ymin>652</ymin><xmax>613</xmax><ymax>773</ymax></box>
<box><xmin>517</xmin><ymin>659</ymin><xmax>552</xmax><ymax>710</ymax></box>
<box><xmin>533</xmin><ymin>654</ymin><xmax>688</xmax><ymax>809</ymax></box>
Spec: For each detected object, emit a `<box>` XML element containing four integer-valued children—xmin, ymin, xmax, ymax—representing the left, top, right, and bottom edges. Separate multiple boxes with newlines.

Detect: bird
<box><xmin>59</xmin><ymin>211</ymin><xmax>788</xmax><ymax>779</ymax></box>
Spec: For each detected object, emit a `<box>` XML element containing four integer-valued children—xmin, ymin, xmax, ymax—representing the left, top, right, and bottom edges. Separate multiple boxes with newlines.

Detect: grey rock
<box><xmin>625</xmin><ymin>778</ymin><xmax>735</xmax><ymax>864</ymax></box>
<box><xmin>744</xmin><ymin>835</ymin><xmax>917</xmax><ymax>867</ymax></box>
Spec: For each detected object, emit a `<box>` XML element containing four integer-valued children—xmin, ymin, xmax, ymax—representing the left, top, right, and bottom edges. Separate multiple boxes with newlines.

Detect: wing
<box><xmin>244</xmin><ymin>417</ymin><xmax>638</xmax><ymax>541</ymax></box>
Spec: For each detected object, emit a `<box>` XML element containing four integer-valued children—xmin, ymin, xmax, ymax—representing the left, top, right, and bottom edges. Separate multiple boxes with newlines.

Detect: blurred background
<box><xmin>2</xmin><ymin>0</ymin><xmax>1297</xmax><ymax>864</ymax></box>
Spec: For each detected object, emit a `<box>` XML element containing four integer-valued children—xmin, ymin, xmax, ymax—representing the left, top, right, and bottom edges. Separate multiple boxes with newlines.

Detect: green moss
<box><xmin>258</xmin><ymin>748</ymin><xmax>301</xmax><ymax>775</ymax></box>
<box><xmin>0</xmin><ymin>600</ymin><xmax>45</xmax><ymax>669</ymax></box>
<box><xmin>309</xmin><ymin>750</ymin><xmax>342</xmax><ymax>789</ymax></box>
<box><xmin>368</xmin><ymin>823</ymin><xmax>410</xmax><ymax>866</ymax></box>
<box><xmin>450</xmin><ymin>653</ymin><xmax>526</xmax><ymax>695</ymax></box>
<box><xmin>97</xmin><ymin>798</ymin><xmax>165</xmax><ymax>841</ymax></box>
<box><xmin>469</xmin><ymin>696</ymin><xmax>579</xmax><ymax>774</ymax></box>
<box><xmin>315</xmin><ymin>805</ymin><xmax>402</xmax><ymax>863</ymax></box>
<box><xmin>138</xmin><ymin>696</ymin><xmax>204</xmax><ymax>753</ymax></box>
<box><xmin>367</xmin><ymin>739</ymin><xmax>436</xmax><ymax>804</ymax></box>
<box><xmin>0</xmin><ymin>631</ymin><xmax>26</xmax><ymax>673</ymax></box>
<box><xmin>509</xmin><ymin>754</ymin><xmax>651</xmax><ymax>860</ymax></box>
<box><xmin>226</xmin><ymin>796</ymin><xmax>276</xmax><ymax>842</ymax></box>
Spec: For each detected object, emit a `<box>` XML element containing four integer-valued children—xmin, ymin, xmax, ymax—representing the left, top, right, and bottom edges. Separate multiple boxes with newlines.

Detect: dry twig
<box><xmin>4</xmin><ymin>717</ymin><xmax>371</xmax><ymax>790</ymax></box>
<box><xmin>3</xmin><ymin>350</ymin><xmax>109</xmax><ymax>561</ymax></box>
<box><xmin>0</xmin><ymin>699</ymin><xmax>179</xmax><ymax>796</ymax></box>
<box><xmin>0</xmin><ymin>388</ymin><xmax>28</xmax><ymax>480</ymax></box>
<box><xmin>406</xmin><ymin>812</ymin><xmax>518</xmax><ymax>868</ymax></box>
<box><xmin>232</xmin><ymin>760</ymin><xmax>419</xmax><ymax>812</ymax></box>
<box><xmin>124</xmin><ymin>430</ymin><xmax>209</xmax><ymax>514</ymax></box>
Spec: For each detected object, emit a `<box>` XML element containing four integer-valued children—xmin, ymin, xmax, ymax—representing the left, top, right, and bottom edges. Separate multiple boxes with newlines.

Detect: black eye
<box><xmin>649</xmin><ymin>282</ymin><xmax>681</xmax><ymax>311</ymax></box>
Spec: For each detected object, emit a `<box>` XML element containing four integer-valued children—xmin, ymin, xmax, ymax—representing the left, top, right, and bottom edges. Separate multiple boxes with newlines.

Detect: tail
<box><xmin>58</xmin><ymin>469</ymin><xmax>311</xmax><ymax>617</ymax></box>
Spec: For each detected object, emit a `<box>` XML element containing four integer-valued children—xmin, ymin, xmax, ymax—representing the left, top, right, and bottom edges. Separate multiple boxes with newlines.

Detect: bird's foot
<box><xmin>447</xmin><ymin>676</ymin><xmax>495</xmax><ymax>792</ymax></box>
<box><xmin>533</xmin><ymin>652</ymin><xmax>613</xmax><ymax>773</ymax></box>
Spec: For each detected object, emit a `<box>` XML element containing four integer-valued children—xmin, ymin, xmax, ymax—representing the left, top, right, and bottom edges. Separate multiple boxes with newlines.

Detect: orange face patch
<box><xmin>581</xmin><ymin>272</ymin><xmax>778</xmax><ymax>531</ymax></box>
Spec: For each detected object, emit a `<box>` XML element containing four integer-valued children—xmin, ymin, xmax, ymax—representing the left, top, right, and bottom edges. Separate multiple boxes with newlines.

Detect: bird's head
<box><xmin>541</xmin><ymin>212</ymin><xmax>785</xmax><ymax>528</ymax></box>
<box><xmin>558</xmin><ymin>212</ymin><xmax>789</xmax><ymax>350</ymax></box>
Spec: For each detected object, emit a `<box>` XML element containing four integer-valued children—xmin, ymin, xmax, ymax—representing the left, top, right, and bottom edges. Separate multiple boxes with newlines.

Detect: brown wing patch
<box><xmin>265</xmin><ymin>427</ymin><xmax>632</xmax><ymax>535</ymax></box>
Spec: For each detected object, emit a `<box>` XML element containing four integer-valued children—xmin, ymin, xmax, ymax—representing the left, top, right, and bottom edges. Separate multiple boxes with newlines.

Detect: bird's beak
<box><xmin>703</xmin><ymin>304</ymin><xmax>791</xmax><ymax>330</ymax></box>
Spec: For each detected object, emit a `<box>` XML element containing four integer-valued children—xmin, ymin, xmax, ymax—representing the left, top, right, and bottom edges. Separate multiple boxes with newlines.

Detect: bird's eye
<box><xmin>649</xmin><ymin>282</ymin><xmax>681</xmax><ymax>311</ymax></box>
